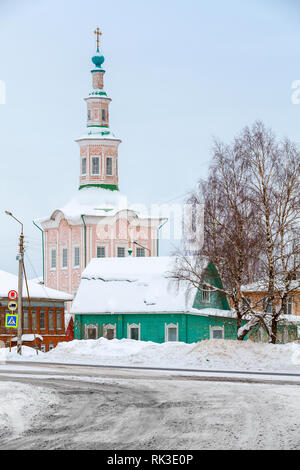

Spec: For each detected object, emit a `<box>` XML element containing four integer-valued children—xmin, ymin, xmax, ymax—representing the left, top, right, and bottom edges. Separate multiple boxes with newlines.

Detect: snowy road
<box><xmin>0</xmin><ymin>363</ymin><xmax>300</xmax><ymax>450</ymax></box>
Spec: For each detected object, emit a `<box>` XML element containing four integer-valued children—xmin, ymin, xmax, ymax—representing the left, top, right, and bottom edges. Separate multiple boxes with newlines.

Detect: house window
<box><xmin>106</xmin><ymin>157</ymin><xmax>113</xmax><ymax>176</ymax></box>
<box><xmin>284</xmin><ymin>298</ymin><xmax>293</xmax><ymax>315</ymax></box>
<box><xmin>127</xmin><ymin>324</ymin><xmax>141</xmax><ymax>341</ymax></box>
<box><xmin>48</xmin><ymin>311</ymin><xmax>54</xmax><ymax>330</ymax></box>
<box><xmin>82</xmin><ymin>157</ymin><xmax>87</xmax><ymax>175</ymax></box>
<box><xmin>51</xmin><ymin>249</ymin><xmax>56</xmax><ymax>269</ymax></box>
<box><xmin>87</xmin><ymin>110</ymin><xmax>91</xmax><ymax>121</ymax></box>
<box><xmin>49</xmin><ymin>343</ymin><xmax>54</xmax><ymax>351</ymax></box>
<box><xmin>103</xmin><ymin>324</ymin><xmax>116</xmax><ymax>340</ymax></box>
<box><xmin>41</xmin><ymin>344</ymin><xmax>46</xmax><ymax>353</ymax></box>
<box><xmin>263</xmin><ymin>298</ymin><xmax>272</xmax><ymax>313</ymax></box>
<box><xmin>92</xmin><ymin>157</ymin><xmax>100</xmax><ymax>175</ymax></box>
<box><xmin>102</xmin><ymin>109</ymin><xmax>106</xmax><ymax>121</ymax></box>
<box><xmin>97</xmin><ymin>246</ymin><xmax>106</xmax><ymax>258</ymax></box>
<box><xmin>40</xmin><ymin>310</ymin><xmax>46</xmax><ymax>330</ymax></box>
<box><xmin>202</xmin><ymin>287</ymin><xmax>211</xmax><ymax>303</ymax></box>
<box><xmin>86</xmin><ymin>324</ymin><xmax>98</xmax><ymax>340</ymax></box>
<box><xmin>210</xmin><ymin>326</ymin><xmax>224</xmax><ymax>340</ymax></box>
<box><xmin>56</xmin><ymin>311</ymin><xmax>62</xmax><ymax>330</ymax></box>
<box><xmin>62</xmin><ymin>248</ymin><xmax>68</xmax><ymax>268</ymax></box>
<box><xmin>74</xmin><ymin>247</ymin><xmax>80</xmax><ymax>267</ymax></box>
<box><xmin>136</xmin><ymin>247</ymin><xmax>145</xmax><ymax>257</ymax></box>
<box><xmin>117</xmin><ymin>247</ymin><xmax>126</xmax><ymax>258</ymax></box>
<box><xmin>32</xmin><ymin>310</ymin><xmax>37</xmax><ymax>331</ymax></box>
<box><xmin>23</xmin><ymin>310</ymin><xmax>29</xmax><ymax>330</ymax></box>
<box><xmin>165</xmin><ymin>323</ymin><xmax>179</xmax><ymax>342</ymax></box>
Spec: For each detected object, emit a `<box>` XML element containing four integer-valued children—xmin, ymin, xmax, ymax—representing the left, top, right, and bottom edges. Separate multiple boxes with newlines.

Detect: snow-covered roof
<box><xmin>0</xmin><ymin>270</ymin><xmax>73</xmax><ymax>301</ymax></box>
<box><xmin>11</xmin><ymin>334</ymin><xmax>43</xmax><ymax>342</ymax></box>
<box><xmin>71</xmin><ymin>256</ymin><xmax>209</xmax><ymax>315</ymax></box>
<box><xmin>242</xmin><ymin>279</ymin><xmax>300</xmax><ymax>293</ymax></box>
<box><xmin>37</xmin><ymin>187</ymin><xmax>166</xmax><ymax>225</ymax></box>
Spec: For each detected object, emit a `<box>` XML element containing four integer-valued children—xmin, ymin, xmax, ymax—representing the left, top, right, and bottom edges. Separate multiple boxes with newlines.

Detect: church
<box><xmin>35</xmin><ymin>30</ymin><xmax>166</xmax><ymax>297</ymax></box>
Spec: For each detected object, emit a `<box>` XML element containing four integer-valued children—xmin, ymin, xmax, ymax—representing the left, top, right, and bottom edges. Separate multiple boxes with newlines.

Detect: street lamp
<box><xmin>5</xmin><ymin>211</ymin><xmax>24</xmax><ymax>355</ymax></box>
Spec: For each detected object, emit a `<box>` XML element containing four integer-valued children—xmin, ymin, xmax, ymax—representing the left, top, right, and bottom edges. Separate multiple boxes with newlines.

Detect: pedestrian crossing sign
<box><xmin>5</xmin><ymin>314</ymin><xmax>18</xmax><ymax>328</ymax></box>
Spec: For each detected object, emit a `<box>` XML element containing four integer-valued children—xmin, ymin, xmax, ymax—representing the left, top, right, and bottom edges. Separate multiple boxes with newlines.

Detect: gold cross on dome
<box><xmin>94</xmin><ymin>27</ymin><xmax>102</xmax><ymax>51</ymax></box>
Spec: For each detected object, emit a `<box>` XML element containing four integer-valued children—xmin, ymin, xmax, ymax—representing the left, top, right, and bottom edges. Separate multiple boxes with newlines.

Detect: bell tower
<box><xmin>76</xmin><ymin>28</ymin><xmax>121</xmax><ymax>191</ymax></box>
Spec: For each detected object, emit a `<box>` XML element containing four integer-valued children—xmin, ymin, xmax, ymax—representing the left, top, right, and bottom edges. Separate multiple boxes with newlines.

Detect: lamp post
<box><xmin>5</xmin><ymin>211</ymin><xmax>24</xmax><ymax>355</ymax></box>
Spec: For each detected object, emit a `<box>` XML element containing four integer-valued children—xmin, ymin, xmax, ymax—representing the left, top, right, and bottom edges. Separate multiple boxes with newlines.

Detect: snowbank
<box><xmin>2</xmin><ymin>338</ymin><xmax>300</xmax><ymax>372</ymax></box>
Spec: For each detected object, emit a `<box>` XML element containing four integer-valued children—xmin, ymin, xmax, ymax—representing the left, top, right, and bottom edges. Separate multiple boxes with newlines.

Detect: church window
<box><xmin>117</xmin><ymin>247</ymin><xmax>126</xmax><ymax>257</ymax></box>
<box><xmin>102</xmin><ymin>109</ymin><xmax>106</xmax><ymax>121</ymax></box>
<box><xmin>106</xmin><ymin>157</ymin><xmax>113</xmax><ymax>176</ymax></box>
<box><xmin>87</xmin><ymin>110</ymin><xmax>91</xmax><ymax>121</ymax></box>
<box><xmin>51</xmin><ymin>249</ymin><xmax>56</xmax><ymax>269</ymax></box>
<box><xmin>62</xmin><ymin>248</ymin><xmax>68</xmax><ymax>268</ymax></box>
<box><xmin>82</xmin><ymin>158</ymin><xmax>87</xmax><ymax>175</ymax></box>
<box><xmin>136</xmin><ymin>247</ymin><xmax>145</xmax><ymax>257</ymax></box>
<box><xmin>74</xmin><ymin>246</ymin><xmax>80</xmax><ymax>267</ymax></box>
<box><xmin>92</xmin><ymin>157</ymin><xmax>100</xmax><ymax>175</ymax></box>
<box><xmin>97</xmin><ymin>246</ymin><xmax>106</xmax><ymax>258</ymax></box>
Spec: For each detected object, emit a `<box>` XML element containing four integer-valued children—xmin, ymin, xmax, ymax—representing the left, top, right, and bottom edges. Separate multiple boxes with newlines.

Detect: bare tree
<box><xmin>173</xmin><ymin>122</ymin><xmax>300</xmax><ymax>343</ymax></box>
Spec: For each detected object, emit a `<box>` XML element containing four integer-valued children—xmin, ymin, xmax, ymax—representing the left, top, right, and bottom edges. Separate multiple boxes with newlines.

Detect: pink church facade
<box><xmin>36</xmin><ymin>34</ymin><xmax>165</xmax><ymax>296</ymax></box>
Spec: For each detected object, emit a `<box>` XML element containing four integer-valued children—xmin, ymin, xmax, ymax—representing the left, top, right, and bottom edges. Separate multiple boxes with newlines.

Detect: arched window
<box><xmin>165</xmin><ymin>323</ymin><xmax>179</xmax><ymax>342</ymax></box>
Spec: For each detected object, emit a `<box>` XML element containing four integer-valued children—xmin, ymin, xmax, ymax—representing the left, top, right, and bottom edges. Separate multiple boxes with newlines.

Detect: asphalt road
<box><xmin>0</xmin><ymin>363</ymin><xmax>300</xmax><ymax>450</ymax></box>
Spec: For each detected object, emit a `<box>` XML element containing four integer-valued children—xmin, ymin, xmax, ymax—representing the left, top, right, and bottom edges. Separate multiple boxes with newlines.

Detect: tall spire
<box><xmin>75</xmin><ymin>30</ymin><xmax>122</xmax><ymax>192</ymax></box>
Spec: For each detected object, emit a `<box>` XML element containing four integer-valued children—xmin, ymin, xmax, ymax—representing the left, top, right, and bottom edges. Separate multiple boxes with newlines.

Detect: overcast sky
<box><xmin>0</xmin><ymin>0</ymin><xmax>300</xmax><ymax>277</ymax></box>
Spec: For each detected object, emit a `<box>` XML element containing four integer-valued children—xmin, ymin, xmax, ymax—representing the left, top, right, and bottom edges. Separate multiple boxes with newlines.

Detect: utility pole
<box><xmin>5</xmin><ymin>211</ymin><xmax>24</xmax><ymax>355</ymax></box>
<box><xmin>17</xmin><ymin>231</ymin><xmax>24</xmax><ymax>355</ymax></box>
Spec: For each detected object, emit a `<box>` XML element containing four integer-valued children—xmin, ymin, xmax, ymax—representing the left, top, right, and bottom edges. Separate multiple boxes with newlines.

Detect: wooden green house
<box><xmin>71</xmin><ymin>256</ymin><xmax>241</xmax><ymax>343</ymax></box>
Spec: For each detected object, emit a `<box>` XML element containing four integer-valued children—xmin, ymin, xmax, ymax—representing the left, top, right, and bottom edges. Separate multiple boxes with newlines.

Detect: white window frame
<box><xmin>127</xmin><ymin>323</ymin><xmax>141</xmax><ymax>341</ymax></box>
<box><xmin>81</xmin><ymin>157</ymin><xmax>87</xmax><ymax>176</ymax></box>
<box><xmin>202</xmin><ymin>287</ymin><xmax>211</xmax><ymax>303</ymax></box>
<box><xmin>91</xmin><ymin>156</ymin><xmax>100</xmax><ymax>175</ymax></box>
<box><xmin>41</xmin><ymin>344</ymin><xmax>46</xmax><ymax>353</ymax></box>
<box><xmin>103</xmin><ymin>323</ymin><xmax>116</xmax><ymax>339</ymax></box>
<box><xmin>50</xmin><ymin>248</ymin><xmax>57</xmax><ymax>270</ymax></box>
<box><xmin>73</xmin><ymin>246</ymin><xmax>80</xmax><ymax>268</ymax></box>
<box><xmin>96</xmin><ymin>246</ymin><xmax>106</xmax><ymax>258</ymax></box>
<box><xmin>62</xmin><ymin>247</ymin><xmax>68</xmax><ymax>269</ymax></box>
<box><xmin>106</xmin><ymin>157</ymin><xmax>113</xmax><ymax>176</ymax></box>
<box><xmin>210</xmin><ymin>326</ymin><xmax>224</xmax><ymax>340</ymax></box>
<box><xmin>102</xmin><ymin>109</ymin><xmax>106</xmax><ymax>121</ymax></box>
<box><xmin>284</xmin><ymin>298</ymin><xmax>293</xmax><ymax>316</ymax></box>
<box><xmin>85</xmin><ymin>324</ymin><xmax>99</xmax><ymax>340</ymax></box>
<box><xmin>87</xmin><ymin>109</ymin><xmax>92</xmax><ymax>121</ymax></box>
<box><xmin>165</xmin><ymin>323</ymin><xmax>179</xmax><ymax>342</ymax></box>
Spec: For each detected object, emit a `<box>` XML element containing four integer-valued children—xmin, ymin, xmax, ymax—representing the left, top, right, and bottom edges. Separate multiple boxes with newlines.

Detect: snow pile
<box><xmin>0</xmin><ymin>382</ymin><xmax>57</xmax><ymax>441</ymax></box>
<box><xmin>3</xmin><ymin>338</ymin><xmax>300</xmax><ymax>372</ymax></box>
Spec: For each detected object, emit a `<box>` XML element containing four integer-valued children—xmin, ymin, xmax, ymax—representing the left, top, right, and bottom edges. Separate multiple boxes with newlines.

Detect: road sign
<box><xmin>8</xmin><ymin>290</ymin><xmax>18</xmax><ymax>301</ymax></box>
<box><xmin>8</xmin><ymin>301</ymin><xmax>18</xmax><ymax>312</ymax></box>
<box><xmin>5</xmin><ymin>315</ymin><xmax>18</xmax><ymax>328</ymax></box>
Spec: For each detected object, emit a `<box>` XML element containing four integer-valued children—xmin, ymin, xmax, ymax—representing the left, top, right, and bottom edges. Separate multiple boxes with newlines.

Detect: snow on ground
<box><xmin>0</xmin><ymin>382</ymin><xmax>57</xmax><ymax>442</ymax></box>
<box><xmin>2</xmin><ymin>338</ymin><xmax>300</xmax><ymax>372</ymax></box>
